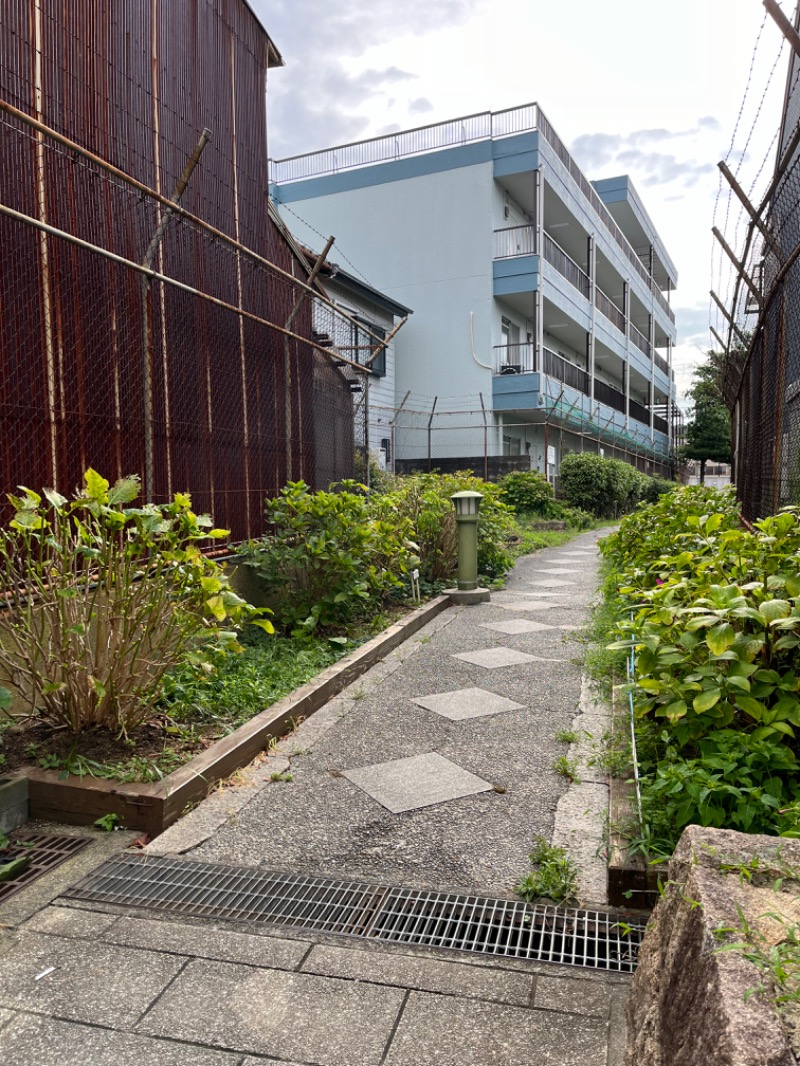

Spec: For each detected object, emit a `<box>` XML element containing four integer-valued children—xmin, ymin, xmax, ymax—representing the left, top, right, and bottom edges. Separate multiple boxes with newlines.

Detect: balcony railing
<box><xmin>542</xmin><ymin>234</ymin><xmax>590</xmax><ymax>299</ymax></box>
<box><xmin>595</xmin><ymin>287</ymin><xmax>625</xmax><ymax>333</ymax></box>
<box><xmin>494</xmin><ymin>343</ymin><xmax>670</xmax><ymax>435</ymax></box>
<box><xmin>271</xmin><ymin>102</ymin><xmax>675</xmax><ymax>325</ymax></box>
<box><xmin>629</xmin><ymin>322</ymin><xmax>652</xmax><ymax>358</ymax></box>
<box><xmin>494</xmin><ymin>342</ymin><xmax>535</xmax><ymax>373</ymax></box>
<box><xmin>542</xmin><ymin>346</ymin><xmax>590</xmax><ymax>393</ymax></box>
<box><xmin>494</xmin><ymin>224</ymin><xmax>535</xmax><ymax>259</ymax></box>
<box><xmin>654</xmin><ymin>350</ymin><xmax>670</xmax><ymax>378</ymax></box>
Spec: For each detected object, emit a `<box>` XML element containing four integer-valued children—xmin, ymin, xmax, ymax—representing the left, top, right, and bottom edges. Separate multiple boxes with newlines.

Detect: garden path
<box><xmin>0</xmin><ymin>530</ymin><xmax>630</xmax><ymax>1065</ymax></box>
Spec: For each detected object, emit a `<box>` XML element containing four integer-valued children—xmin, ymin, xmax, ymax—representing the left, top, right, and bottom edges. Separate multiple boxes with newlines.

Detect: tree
<box><xmin>683</xmin><ymin>355</ymin><xmax>731</xmax><ymax>483</ymax></box>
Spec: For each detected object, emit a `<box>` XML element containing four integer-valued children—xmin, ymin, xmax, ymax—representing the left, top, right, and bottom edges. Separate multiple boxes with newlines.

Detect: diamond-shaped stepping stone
<box><xmin>480</xmin><ymin>619</ymin><xmax>557</xmax><ymax>634</ymax></box>
<box><xmin>411</xmin><ymin>687</ymin><xmax>524</xmax><ymax>721</ymax></box>
<box><xmin>344</xmin><ymin>752</ymin><xmax>492</xmax><ymax>813</ymax></box>
<box><xmin>453</xmin><ymin>647</ymin><xmax>540</xmax><ymax>668</ymax></box>
<box><xmin>534</xmin><ymin>568</ymin><xmax>582</xmax><ymax>576</ymax></box>
<box><xmin>534</xmin><ymin>578</ymin><xmax>575</xmax><ymax>587</ymax></box>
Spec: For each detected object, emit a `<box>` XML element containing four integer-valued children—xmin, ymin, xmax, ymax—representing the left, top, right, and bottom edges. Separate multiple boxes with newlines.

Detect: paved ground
<box><xmin>0</xmin><ymin>529</ymin><xmax>630</xmax><ymax>1065</ymax></box>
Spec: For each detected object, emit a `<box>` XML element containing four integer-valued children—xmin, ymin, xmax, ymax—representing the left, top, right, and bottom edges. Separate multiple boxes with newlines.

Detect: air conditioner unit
<box><xmin>500</xmin><ymin>364</ymin><xmax>522</xmax><ymax>375</ymax></box>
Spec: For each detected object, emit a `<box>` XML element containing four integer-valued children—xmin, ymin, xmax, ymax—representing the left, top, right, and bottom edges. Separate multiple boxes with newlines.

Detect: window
<box><xmin>353</xmin><ymin>316</ymin><xmax>387</xmax><ymax>377</ymax></box>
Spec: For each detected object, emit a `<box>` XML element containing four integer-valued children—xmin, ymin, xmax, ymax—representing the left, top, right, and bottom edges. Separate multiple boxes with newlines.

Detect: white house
<box><xmin>270</xmin><ymin>103</ymin><xmax>678</xmax><ymax>481</ymax></box>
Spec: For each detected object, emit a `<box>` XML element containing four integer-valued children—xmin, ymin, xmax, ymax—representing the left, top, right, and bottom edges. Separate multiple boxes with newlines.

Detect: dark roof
<box><xmin>296</xmin><ymin>245</ymin><xmax>412</xmax><ymax>318</ymax></box>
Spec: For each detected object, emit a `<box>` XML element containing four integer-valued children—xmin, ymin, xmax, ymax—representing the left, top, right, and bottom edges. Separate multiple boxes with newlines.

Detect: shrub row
<box><xmin>598</xmin><ymin>487</ymin><xmax>800</xmax><ymax>854</ymax></box>
<box><xmin>559</xmin><ymin>453</ymin><xmax>673</xmax><ymax>518</ymax></box>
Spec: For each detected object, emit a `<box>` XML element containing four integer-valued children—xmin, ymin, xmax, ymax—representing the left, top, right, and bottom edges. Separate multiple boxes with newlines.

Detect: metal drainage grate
<box><xmin>64</xmin><ymin>853</ymin><xmax>645</xmax><ymax>973</ymax></box>
<box><xmin>0</xmin><ymin>833</ymin><xmax>91</xmax><ymax>905</ymax></box>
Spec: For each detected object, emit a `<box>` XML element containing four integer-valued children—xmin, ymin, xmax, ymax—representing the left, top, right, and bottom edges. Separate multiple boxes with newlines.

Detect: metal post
<box><xmin>448</xmin><ymin>492</ymin><xmax>489</xmax><ymax>603</ymax></box>
<box><xmin>427</xmin><ymin>396</ymin><xmax>438</xmax><ymax>472</ymax></box>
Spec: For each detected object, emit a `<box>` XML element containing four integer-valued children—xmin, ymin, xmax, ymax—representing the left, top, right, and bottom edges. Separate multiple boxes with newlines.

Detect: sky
<box><xmin>251</xmin><ymin>0</ymin><xmax>794</xmax><ymax>405</ymax></box>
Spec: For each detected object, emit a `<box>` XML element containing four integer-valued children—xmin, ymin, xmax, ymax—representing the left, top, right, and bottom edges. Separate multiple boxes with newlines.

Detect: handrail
<box><xmin>629</xmin><ymin>322</ymin><xmax>652</xmax><ymax>358</ymax></box>
<box><xmin>542</xmin><ymin>233</ymin><xmax>590</xmax><ymax>298</ymax></box>
<box><xmin>493</xmin><ymin>225</ymin><xmax>535</xmax><ymax>259</ymax></box>
<box><xmin>595</xmin><ymin>286</ymin><xmax>626</xmax><ymax>332</ymax></box>
<box><xmin>494</xmin><ymin>342</ymin><xmax>535</xmax><ymax>373</ymax></box>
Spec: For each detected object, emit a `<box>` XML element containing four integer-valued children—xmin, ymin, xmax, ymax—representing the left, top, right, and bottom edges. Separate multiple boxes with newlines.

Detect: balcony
<box><xmin>494</xmin><ymin>224</ymin><xmax>535</xmax><ymax>259</ymax></box>
<box><xmin>595</xmin><ymin>287</ymin><xmax>625</xmax><ymax>333</ymax></box>
<box><xmin>542</xmin><ymin>234</ymin><xmax>590</xmax><ymax>299</ymax></box>
<box><xmin>493</xmin><ymin>345</ymin><xmax>668</xmax><ymax>435</ymax></box>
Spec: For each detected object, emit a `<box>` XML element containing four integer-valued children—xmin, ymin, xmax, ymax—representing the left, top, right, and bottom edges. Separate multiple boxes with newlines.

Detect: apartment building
<box><xmin>270</xmin><ymin>103</ymin><xmax>679</xmax><ymax>480</ymax></box>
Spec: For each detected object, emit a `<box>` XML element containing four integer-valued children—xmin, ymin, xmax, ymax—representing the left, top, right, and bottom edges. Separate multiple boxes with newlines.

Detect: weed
<box><xmin>94</xmin><ymin>813</ymin><xmax>121</xmax><ymax>832</ymax></box>
<box><xmin>553</xmin><ymin>755</ymin><xmax>580</xmax><ymax>783</ymax></box>
<box><xmin>515</xmin><ymin>837</ymin><xmax>579</xmax><ymax>905</ymax></box>
<box><xmin>269</xmin><ymin>771</ymin><xmax>294</xmax><ymax>783</ymax></box>
<box><xmin>555</xmin><ymin>729</ymin><xmax>578</xmax><ymax>744</ymax></box>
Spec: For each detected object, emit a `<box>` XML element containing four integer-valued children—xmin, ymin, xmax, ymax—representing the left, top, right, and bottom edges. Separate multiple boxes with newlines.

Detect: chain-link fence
<box><xmin>0</xmin><ymin>1</ymin><xmax>374</xmax><ymax>541</ymax></box>
<box><xmin>369</xmin><ymin>397</ymin><xmax>675</xmax><ymax>484</ymax></box>
<box><xmin>713</xmin><ymin>5</ymin><xmax>800</xmax><ymax>520</ymax></box>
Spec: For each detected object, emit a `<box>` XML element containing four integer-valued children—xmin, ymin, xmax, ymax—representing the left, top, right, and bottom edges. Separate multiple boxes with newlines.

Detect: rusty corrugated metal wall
<box><xmin>0</xmin><ymin>0</ymin><xmax>354</xmax><ymax>539</ymax></box>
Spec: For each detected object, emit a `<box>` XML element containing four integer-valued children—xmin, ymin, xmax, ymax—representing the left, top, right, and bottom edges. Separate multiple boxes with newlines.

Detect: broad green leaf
<box><xmin>249</xmin><ymin>618</ymin><xmax>275</xmax><ymax>634</ymax></box>
<box><xmin>693</xmin><ymin>688</ymin><xmax>722</xmax><ymax>714</ymax></box>
<box><xmin>706</xmin><ymin>623</ymin><xmax>735</xmax><ymax>655</ymax></box>
<box><xmin>760</xmin><ymin>599</ymin><xmax>791</xmax><ymax>622</ymax></box>
<box><xmin>735</xmin><ymin>695</ymin><xmax>765</xmax><ymax>721</ymax></box>
<box><xmin>205</xmin><ymin>594</ymin><xmax>227</xmax><ymax>620</ymax></box>
<box><xmin>107</xmin><ymin>475</ymin><xmax>140</xmax><ymax>504</ymax></box>
<box><xmin>84</xmin><ymin>468</ymin><xmax>110</xmax><ymax>501</ymax></box>
<box><xmin>43</xmin><ymin>487</ymin><xmax>67</xmax><ymax>508</ymax></box>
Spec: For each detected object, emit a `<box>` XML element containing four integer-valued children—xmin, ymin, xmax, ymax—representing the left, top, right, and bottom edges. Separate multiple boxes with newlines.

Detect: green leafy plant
<box><xmin>559</xmin><ymin>453</ymin><xmax>673</xmax><ymax>518</ymax></box>
<box><xmin>553</xmin><ymin>755</ymin><xmax>581</xmax><ymax>782</ymax></box>
<box><xmin>515</xmin><ymin>837</ymin><xmax>579</xmax><ymax>905</ymax></box>
<box><xmin>239</xmin><ymin>481</ymin><xmax>417</xmax><ymax>634</ymax></box>
<box><xmin>556</xmin><ymin>729</ymin><xmax>578</xmax><ymax>743</ymax></box>
<box><xmin>0</xmin><ymin>470</ymin><xmax>269</xmax><ymax>736</ymax></box>
<box><xmin>498</xmin><ymin>470</ymin><xmax>556</xmax><ymax>516</ymax></box>
<box><xmin>93</xmin><ymin>812</ymin><xmax>122</xmax><ymax>832</ymax></box>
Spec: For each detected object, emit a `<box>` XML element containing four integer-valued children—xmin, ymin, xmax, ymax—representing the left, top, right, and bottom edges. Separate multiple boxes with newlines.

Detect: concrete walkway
<box><xmin>0</xmin><ymin>530</ymin><xmax>629</xmax><ymax>1065</ymax></box>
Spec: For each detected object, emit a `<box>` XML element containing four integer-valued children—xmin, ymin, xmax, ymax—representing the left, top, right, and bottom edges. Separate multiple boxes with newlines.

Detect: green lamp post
<box><xmin>448</xmin><ymin>490</ymin><xmax>490</xmax><ymax>604</ymax></box>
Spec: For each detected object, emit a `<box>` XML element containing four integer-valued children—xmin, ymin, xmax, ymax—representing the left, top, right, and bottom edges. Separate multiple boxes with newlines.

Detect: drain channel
<box><xmin>64</xmin><ymin>852</ymin><xmax>645</xmax><ymax>973</ymax></box>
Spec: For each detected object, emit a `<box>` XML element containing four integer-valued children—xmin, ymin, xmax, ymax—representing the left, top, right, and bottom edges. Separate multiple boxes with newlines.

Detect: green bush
<box><xmin>239</xmin><ymin>481</ymin><xmax>417</xmax><ymax>634</ymax></box>
<box><xmin>598</xmin><ymin>488</ymin><xmax>800</xmax><ymax>854</ymax></box>
<box><xmin>498</xmin><ymin>471</ymin><xmax>555</xmax><ymax>516</ymax></box>
<box><xmin>559</xmin><ymin>453</ymin><xmax>675</xmax><ymax>517</ymax></box>
<box><xmin>0</xmin><ymin>470</ymin><xmax>264</xmax><ymax>735</ymax></box>
<box><xmin>382</xmin><ymin>472</ymin><xmax>517</xmax><ymax>583</ymax></box>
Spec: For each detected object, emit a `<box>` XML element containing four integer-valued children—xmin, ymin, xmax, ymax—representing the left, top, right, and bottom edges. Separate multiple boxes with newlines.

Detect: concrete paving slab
<box><xmin>301</xmin><ymin>943</ymin><xmax>533</xmax><ymax>1005</ymax></box>
<box><xmin>344</xmin><ymin>752</ymin><xmax>493</xmax><ymax>813</ymax></box>
<box><xmin>530</xmin><ymin>578</ymin><xmax>577</xmax><ymax>588</ymax></box>
<box><xmin>0</xmin><ymin>1014</ymin><xmax>240</xmax><ymax>1066</ymax></box>
<box><xmin>452</xmin><ymin>647</ymin><xmax>541</xmax><ymax>668</ymax></box>
<box><xmin>535</xmin><ymin>975</ymin><xmax>612</xmax><ymax>1017</ymax></box>
<box><xmin>534</xmin><ymin>568</ymin><xmax>583</xmax><ymax>575</ymax></box>
<box><xmin>552</xmin><ymin>782</ymin><xmax>609</xmax><ymax>906</ymax></box>
<box><xmin>479</xmin><ymin>619</ymin><xmax>557</xmax><ymax>635</ymax></box>
<box><xmin>411</xmin><ymin>687</ymin><xmax>524</xmax><ymax>721</ymax></box>
<box><xmin>383</xmin><ymin>990</ymin><xmax>608</xmax><ymax>1066</ymax></box>
<box><xmin>106</xmin><ymin>915</ymin><xmax>310</xmax><ymax>970</ymax></box>
<box><xmin>137</xmin><ymin>958</ymin><xmax>405</xmax><ymax>1065</ymax></box>
<box><xmin>0</xmin><ymin>931</ymin><xmax>186</xmax><ymax>1027</ymax></box>
<box><xmin>23</xmin><ymin>905</ymin><xmax>119</xmax><ymax>938</ymax></box>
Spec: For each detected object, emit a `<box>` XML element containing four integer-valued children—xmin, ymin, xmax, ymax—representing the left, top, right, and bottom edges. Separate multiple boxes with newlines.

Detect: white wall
<box><xmin>276</xmin><ymin>160</ymin><xmax>496</xmax><ymax>410</ymax></box>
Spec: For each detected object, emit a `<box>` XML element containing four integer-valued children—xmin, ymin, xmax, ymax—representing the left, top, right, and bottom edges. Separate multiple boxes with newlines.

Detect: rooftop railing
<box><xmin>271</xmin><ymin>103</ymin><xmax>675</xmax><ymax>322</ymax></box>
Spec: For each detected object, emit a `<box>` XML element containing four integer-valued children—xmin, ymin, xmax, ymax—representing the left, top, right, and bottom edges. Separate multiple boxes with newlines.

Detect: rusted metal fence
<box><xmin>713</xmin><ymin>1</ymin><xmax>800</xmax><ymax>520</ymax></box>
<box><xmin>0</xmin><ymin>1</ymin><xmax>369</xmax><ymax>541</ymax></box>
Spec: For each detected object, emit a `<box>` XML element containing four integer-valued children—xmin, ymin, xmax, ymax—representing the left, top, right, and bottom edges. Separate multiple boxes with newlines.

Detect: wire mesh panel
<box><xmin>0</xmin><ymin>1</ymin><xmax>365</xmax><ymax>540</ymax></box>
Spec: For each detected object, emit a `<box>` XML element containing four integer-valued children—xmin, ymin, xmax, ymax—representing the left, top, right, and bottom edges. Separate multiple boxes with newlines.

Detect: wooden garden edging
<box><xmin>15</xmin><ymin>595</ymin><xmax>452</xmax><ymax>838</ymax></box>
